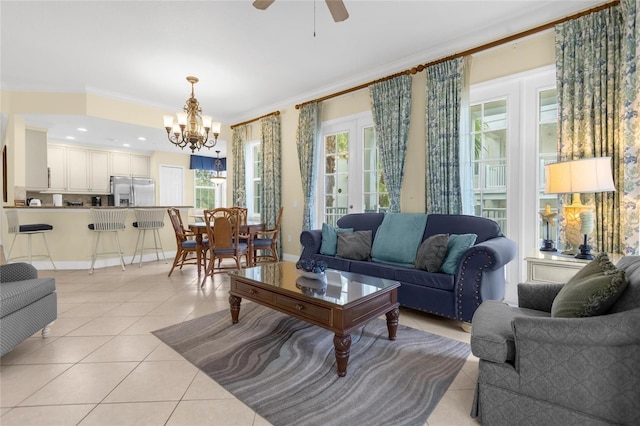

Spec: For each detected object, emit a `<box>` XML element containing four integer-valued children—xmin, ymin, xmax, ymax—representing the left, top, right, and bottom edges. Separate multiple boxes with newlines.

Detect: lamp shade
<box><xmin>545</xmin><ymin>157</ymin><xmax>615</xmax><ymax>194</ymax></box>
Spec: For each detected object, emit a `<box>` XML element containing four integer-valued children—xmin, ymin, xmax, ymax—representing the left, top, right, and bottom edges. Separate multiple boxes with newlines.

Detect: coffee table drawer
<box><xmin>275</xmin><ymin>294</ymin><xmax>332</xmax><ymax>325</ymax></box>
<box><xmin>234</xmin><ymin>282</ymin><xmax>276</xmax><ymax>304</ymax></box>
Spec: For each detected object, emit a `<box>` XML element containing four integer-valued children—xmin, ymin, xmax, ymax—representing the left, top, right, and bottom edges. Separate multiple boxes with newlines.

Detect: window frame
<box><xmin>245</xmin><ymin>139</ymin><xmax>262</xmax><ymax>221</ymax></box>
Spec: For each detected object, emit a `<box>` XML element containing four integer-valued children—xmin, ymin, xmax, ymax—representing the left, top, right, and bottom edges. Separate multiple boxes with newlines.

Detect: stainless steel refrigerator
<box><xmin>109</xmin><ymin>176</ymin><xmax>155</xmax><ymax>206</ymax></box>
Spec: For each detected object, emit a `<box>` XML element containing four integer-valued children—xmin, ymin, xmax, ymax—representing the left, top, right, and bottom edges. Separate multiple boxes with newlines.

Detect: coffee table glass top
<box><xmin>231</xmin><ymin>262</ymin><xmax>399</xmax><ymax>306</ymax></box>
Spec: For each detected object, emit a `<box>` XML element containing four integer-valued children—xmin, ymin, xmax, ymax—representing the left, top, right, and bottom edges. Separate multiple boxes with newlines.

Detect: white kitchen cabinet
<box><xmin>89</xmin><ymin>151</ymin><xmax>110</xmax><ymax>193</ymax></box>
<box><xmin>110</xmin><ymin>152</ymin><xmax>150</xmax><ymax>177</ymax></box>
<box><xmin>48</xmin><ymin>145</ymin><xmax>112</xmax><ymax>193</ymax></box>
<box><xmin>25</xmin><ymin>129</ymin><xmax>48</xmax><ymax>190</ymax></box>
<box><xmin>110</xmin><ymin>152</ymin><xmax>131</xmax><ymax>176</ymax></box>
<box><xmin>47</xmin><ymin>145</ymin><xmax>67</xmax><ymax>191</ymax></box>
<box><xmin>130</xmin><ymin>154</ymin><xmax>150</xmax><ymax>177</ymax></box>
<box><xmin>66</xmin><ymin>147</ymin><xmax>90</xmax><ymax>192</ymax></box>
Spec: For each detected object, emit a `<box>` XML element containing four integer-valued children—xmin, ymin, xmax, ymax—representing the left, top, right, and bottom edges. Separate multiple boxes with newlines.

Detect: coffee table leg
<box><xmin>229</xmin><ymin>295</ymin><xmax>242</xmax><ymax>324</ymax></box>
<box><xmin>333</xmin><ymin>334</ymin><xmax>352</xmax><ymax>377</ymax></box>
<box><xmin>385</xmin><ymin>308</ymin><xmax>399</xmax><ymax>341</ymax></box>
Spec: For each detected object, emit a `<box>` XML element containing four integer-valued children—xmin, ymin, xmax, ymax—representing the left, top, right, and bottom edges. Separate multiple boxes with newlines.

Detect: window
<box><xmin>470</xmin><ymin>65</ymin><xmax>556</xmax><ymax>295</ymax></box>
<box><xmin>245</xmin><ymin>141</ymin><xmax>262</xmax><ymax>220</ymax></box>
<box><xmin>317</xmin><ymin>112</ymin><xmax>388</xmax><ymax>227</ymax></box>
<box><xmin>194</xmin><ymin>169</ymin><xmax>219</xmax><ymax>209</ymax></box>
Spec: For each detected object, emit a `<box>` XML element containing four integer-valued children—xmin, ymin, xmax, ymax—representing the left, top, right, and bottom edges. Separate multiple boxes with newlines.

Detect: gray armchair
<box><xmin>470</xmin><ymin>256</ymin><xmax>640</xmax><ymax>425</ymax></box>
<box><xmin>0</xmin><ymin>263</ymin><xmax>57</xmax><ymax>356</ymax></box>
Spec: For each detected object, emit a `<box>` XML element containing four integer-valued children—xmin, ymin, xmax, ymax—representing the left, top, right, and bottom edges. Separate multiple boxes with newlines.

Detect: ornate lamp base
<box><xmin>540</xmin><ymin>239</ymin><xmax>557</xmax><ymax>252</ymax></box>
<box><xmin>575</xmin><ymin>234</ymin><xmax>594</xmax><ymax>260</ymax></box>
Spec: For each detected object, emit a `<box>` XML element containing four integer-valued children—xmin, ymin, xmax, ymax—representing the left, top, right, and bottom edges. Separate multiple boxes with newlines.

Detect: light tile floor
<box><xmin>0</xmin><ymin>261</ymin><xmax>480</xmax><ymax>426</ymax></box>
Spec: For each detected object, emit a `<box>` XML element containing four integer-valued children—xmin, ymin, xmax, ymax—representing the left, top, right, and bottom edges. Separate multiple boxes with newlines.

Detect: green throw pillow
<box><xmin>320</xmin><ymin>223</ymin><xmax>354</xmax><ymax>256</ymax></box>
<box><xmin>551</xmin><ymin>253</ymin><xmax>628</xmax><ymax>318</ymax></box>
<box><xmin>370</xmin><ymin>213</ymin><xmax>429</xmax><ymax>266</ymax></box>
<box><xmin>440</xmin><ymin>234</ymin><xmax>477</xmax><ymax>274</ymax></box>
<box><xmin>415</xmin><ymin>234</ymin><xmax>449</xmax><ymax>272</ymax></box>
<box><xmin>337</xmin><ymin>230</ymin><xmax>372</xmax><ymax>261</ymax></box>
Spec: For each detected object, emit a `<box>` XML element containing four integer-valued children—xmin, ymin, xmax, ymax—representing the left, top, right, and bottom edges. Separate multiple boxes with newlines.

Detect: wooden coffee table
<box><xmin>228</xmin><ymin>262</ymin><xmax>400</xmax><ymax>377</ymax></box>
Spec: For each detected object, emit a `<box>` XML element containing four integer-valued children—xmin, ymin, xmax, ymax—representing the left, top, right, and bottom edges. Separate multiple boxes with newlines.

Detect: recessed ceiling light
<box><xmin>137</xmin><ymin>137</ymin><xmax>146</xmax><ymax>141</ymax></box>
<box><xmin>77</xmin><ymin>127</ymin><xmax>88</xmax><ymax>132</ymax></box>
<box><xmin>123</xmin><ymin>143</ymin><xmax>130</xmax><ymax>147</ymax></box>
<box><xmin>66</xmin><ymin>136</ymin><xmax>76</xmax><ymax>140</ymax></box>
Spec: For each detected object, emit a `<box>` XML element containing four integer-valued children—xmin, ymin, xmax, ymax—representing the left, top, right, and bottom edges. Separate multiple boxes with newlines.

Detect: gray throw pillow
<box><xmin>551</xmin><ymin>252</ymin><xmax>628</xmax><ymax>318</ymax></box>
<box><xmin>337</xmin><ymin>230</ymin><xmax>372</xmax><ymax>261</ymax></box>
<box><xmin>415</xmin><ymin>234</ymin><xmax>449</xmax><ymax>272</ymax></box>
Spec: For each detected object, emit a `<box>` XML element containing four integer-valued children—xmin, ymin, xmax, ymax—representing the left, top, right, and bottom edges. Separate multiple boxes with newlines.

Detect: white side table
<box><xmin>525</xmin><ymin>251</ymin><xmax>622</xmax><ymax>284</ymax></box>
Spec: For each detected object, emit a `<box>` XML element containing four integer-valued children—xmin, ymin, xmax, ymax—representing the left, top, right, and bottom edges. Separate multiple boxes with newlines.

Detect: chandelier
<box><xmin>210</xmin><ymin>150</ymin><xmax>226</xmax><ymax>185</ymax></box>
<box><xmin>163</xmin><ymin>76</ymin><xmax>221</xmax><ymax>153</ymax></box>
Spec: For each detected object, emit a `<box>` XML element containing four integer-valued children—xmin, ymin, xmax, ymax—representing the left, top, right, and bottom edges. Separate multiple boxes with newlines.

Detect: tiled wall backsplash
<box><xmin>26</xmin><ymin>192</ymin><xmax>110</xmax><ymax>207</ymax></box>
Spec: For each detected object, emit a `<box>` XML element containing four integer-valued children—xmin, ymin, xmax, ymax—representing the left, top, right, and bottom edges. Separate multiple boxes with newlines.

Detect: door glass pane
<box><xmin>324</xmin><ymin>132</ymin><xmax>349</xmax><ymax>225</ymax></box>
<box><xmin>471</xmin><ymin>99</ymin><xmax>508</xmax><ymax>232</ymax></box>
<box><xmin>538</xmin><ymin>88</ymin><xmax>559</xmax><ymax>248</ymax></box>
<box><xmin>362</xmin><ymin>126</ymin><xmax>388</xmax><ymax>213</ymax></box>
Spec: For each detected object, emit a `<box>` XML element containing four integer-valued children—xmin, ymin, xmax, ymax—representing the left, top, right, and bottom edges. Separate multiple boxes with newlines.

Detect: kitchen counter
<box><xmin>2</xmin><ymin>206</ymin><xmax>194</xmax><ymax>270</ymax></box>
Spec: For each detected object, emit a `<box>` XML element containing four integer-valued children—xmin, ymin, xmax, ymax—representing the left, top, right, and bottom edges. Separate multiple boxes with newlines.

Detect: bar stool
<box><xmin>88</xmin><ymin>209</ymin><xmax>127</xmax><ymax>274</ymax></box>
<box><xmin>5</xmin><ymin>209</ymin><xmax>56</xmax><ymax>270</ymax></box>
<box><xmin>131</xmin><ymin>208</ymin><xmax>167</xmax><ymax>267</ymax></box>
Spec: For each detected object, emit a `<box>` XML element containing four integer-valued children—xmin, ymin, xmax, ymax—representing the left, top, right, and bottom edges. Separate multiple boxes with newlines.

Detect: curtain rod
<box><xmin>295</xmin><ymin>0</ymin><xmax>619</xmax><ymax>110</ymax></box>
<box><xmin>230</xmin><ymin>110</ymin><xmax>280</xmax><ymax>129</ymax></box>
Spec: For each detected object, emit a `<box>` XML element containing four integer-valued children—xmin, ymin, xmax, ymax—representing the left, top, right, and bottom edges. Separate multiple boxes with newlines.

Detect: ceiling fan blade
<box><xmin>253</xmin><ymin>0</ymin><xmax>275</xmax><ymax>11</ymax></box>
<box><xmin>325</xmin><ymin>0</ymin><xmax>349</xmax><ymax>22</ymax></box>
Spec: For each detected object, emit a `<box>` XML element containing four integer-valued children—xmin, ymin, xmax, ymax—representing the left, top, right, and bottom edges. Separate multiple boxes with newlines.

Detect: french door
<box><xmin>317</xmin><ymin>112</ymin><xmax>374</xmax><ymax>227</ymax></box>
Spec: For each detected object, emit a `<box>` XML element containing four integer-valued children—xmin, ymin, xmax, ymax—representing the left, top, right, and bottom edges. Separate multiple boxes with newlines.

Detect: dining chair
<box><xmin>252</xmin><ymin>206</ymin><xmax>284</xmax><ymax>264</ymax></box>
<box><xmin>167</xmin><ymin>207</ymin><xmax>207</xmax><ymax>277</ymax></box>
<box><xmin>201</xmin><ymin>208</ymin><xmax>249</xmax><ymax>286</ymax></box>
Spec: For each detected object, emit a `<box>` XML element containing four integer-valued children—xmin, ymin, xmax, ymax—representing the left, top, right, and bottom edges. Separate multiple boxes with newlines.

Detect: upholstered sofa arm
<box><xmin>299</xmin><ymin>229</ymin><xmax>323</xmax><ymax>259</ymax></box>
<box><xmin>512</xmin><ymin>307</ymin><xmax>640</xmax><ymax>346</ymax></box>
<box><xmin>454</xmin><ymin>237</ymin><xmax>517</xmax><ymax>322</ymax></box>
<box><xmin>509</xmin><ymin>308</ymin><xmax>640</xmax><ymax>421</ymax></box>
<box><xmin>0</xmin><ymin>263</ymin><xmax>38</xmax><ymax>283</ymax></box>
<box><xmin>517</xmin><ymin>282</ymin><xmax>564</xmax><ymax>312</ymax></box>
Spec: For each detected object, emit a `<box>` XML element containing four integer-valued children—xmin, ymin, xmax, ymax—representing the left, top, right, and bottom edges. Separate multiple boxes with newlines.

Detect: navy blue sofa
<box><xmin>299</xmin><ymin>213</ymin><xmax>517</xmax><ymax>323</ymax></box>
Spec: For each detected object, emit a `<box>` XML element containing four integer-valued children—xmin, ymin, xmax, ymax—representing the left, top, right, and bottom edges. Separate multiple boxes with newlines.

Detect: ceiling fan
<box><xmin>253</xmin><ymin>0</ymin><xmax>349</xmax><ymax>22</ymax></box>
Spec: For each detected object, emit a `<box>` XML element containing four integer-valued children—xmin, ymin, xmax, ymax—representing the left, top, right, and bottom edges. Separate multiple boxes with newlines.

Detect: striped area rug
<box><xmin>153</xmin><ymin>302</ymin><xmax>470</xmax><ymax>426</ymax></box>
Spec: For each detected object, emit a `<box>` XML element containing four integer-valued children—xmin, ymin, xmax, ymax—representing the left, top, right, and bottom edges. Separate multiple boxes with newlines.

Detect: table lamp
<box><xmin>544</xmin><ymin>157</ymin><xmax>615</xmax><ymax>259</ymax></box>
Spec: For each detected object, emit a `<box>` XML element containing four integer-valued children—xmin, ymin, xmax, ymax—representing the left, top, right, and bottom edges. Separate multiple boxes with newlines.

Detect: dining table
<box><xmin>188</xmin><ymin>221</ymin><xmax>265</xmax><ymax>276</ymax></box>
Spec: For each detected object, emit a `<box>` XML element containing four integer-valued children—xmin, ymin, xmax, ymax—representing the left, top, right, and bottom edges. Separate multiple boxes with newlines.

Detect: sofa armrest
<box><xmin>517</xmin><ymin>282</ymin><xmax>564</xmax><ymax>312</ymax></box>
<box><xmin>299</xmin><ymin>229</ymin><xmax>323</xmax><ymax>259</ymax></box>
<box><xmin>0</xmin><ymin>263</ymin><xmax>38</xmax><ymax>283</ymax></box>
<box><xmin>513</xmin><ymin>307</ymin><xmax>640</xmax><ymax>346</ymax></box>
<box><xmin>454</xmin><ymin>236</ymin><xmax>517</xmax><ymax>322</ymax></box>
<box><xmin>510</xmin><ymin>308</ymin><xmax>640</xmax><ymax>421</ymax></box>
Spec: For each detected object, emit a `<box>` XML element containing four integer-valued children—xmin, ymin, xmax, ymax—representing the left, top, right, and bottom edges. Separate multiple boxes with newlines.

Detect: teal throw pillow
<box><xmin>337</xmin><ymin>230</ymin><xmax>372</xmax><ymax>261</ymax></box>
<box><xmin>320</xmin><ymin>223</ymin><xmax>354</xmax><ymax>256</ymax></box>
<box><xmin>551</xmin><ymin>253</ymin><xmax>628</xmax><ymax>318</ymax></box>
<box><xmin>440</xmin><ymin>234</ymin><xmax>477</xmax><ymax>274</ymax></box>
<box><xmin>371</xmin><ymin>213</ymin><xmax>429</xmax><ymax>266</ymax></box>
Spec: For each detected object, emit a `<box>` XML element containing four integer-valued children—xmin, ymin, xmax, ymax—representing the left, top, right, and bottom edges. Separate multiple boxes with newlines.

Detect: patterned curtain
<box><xmin>260</xmin><ymin>114</ymin><xmax>282</xmax><ymax>256</ymax></box>
<box><xmin>369</xmin><ymin>75</ymin><xmax>412</xmax><ymax>213</ymax></box>
<box><xmin>296</xmin><ymin>102</ymin><xmax>320</xmax><ymax>230</ymax></box>
<box><xmin>425</xmin><ymin>58</ymin><xmax>465</xmax><ymax>214</ymax></box>
<box><xmin>555</xmin><ymin>0</ymin><xmax>639</xmax><ymax>255</ymax></box>
<box><xmin>231</xmin><ymin>125</ymin><xmax>247</xmax><ymax>207</ymax></box>
<box><xmin>620</xmin><ymin>0</ymin><xmax>640</xmax><ymax>255</ymax></box>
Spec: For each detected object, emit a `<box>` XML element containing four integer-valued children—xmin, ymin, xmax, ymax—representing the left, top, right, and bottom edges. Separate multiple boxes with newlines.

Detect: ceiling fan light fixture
<box><xmin>253</xmin><ymin>0</ymin><xmax>349</xmax><ymax>22</ymax></box>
